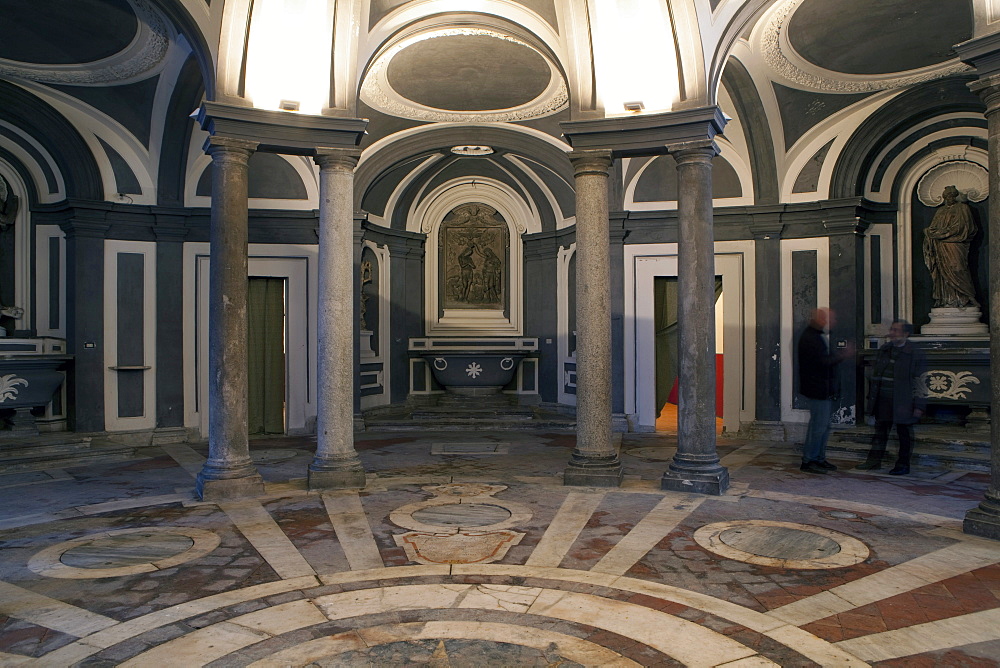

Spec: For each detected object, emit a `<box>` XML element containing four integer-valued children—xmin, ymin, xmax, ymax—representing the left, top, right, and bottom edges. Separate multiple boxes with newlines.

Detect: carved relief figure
<box><xmin>922</xmin><ymin>185</ymin><xmax>979</xmax><ymax>308</ymax></box>
<box><xmin>440</xmin><ymin>203</ymin><xmax>508</xmax><ymax>310</ymax></box>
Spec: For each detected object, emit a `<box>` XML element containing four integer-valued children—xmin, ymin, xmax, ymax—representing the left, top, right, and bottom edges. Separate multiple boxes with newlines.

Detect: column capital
<box><xmin>568</xmin><ymin>150</ymin><xmax>613</xmax><ymax>177</ymax></box>
<box><xmin>314</xmin><ymin>148</ymin><xmax>361</xmax><ymax>171</ymax></box>
<box><xmin>668</xmin><ymin>140</ymin><xmax>719</xmax><ymax>162</ymax></box>
<box><xmin>969</xmin><ymin>74</ymin><xmax>1000</xmax><ymax>112</ymax></box>
<box><xmin>203</xmin><ymin>136</ymin><xmax>258</xmax><ymax>162</ymax></box>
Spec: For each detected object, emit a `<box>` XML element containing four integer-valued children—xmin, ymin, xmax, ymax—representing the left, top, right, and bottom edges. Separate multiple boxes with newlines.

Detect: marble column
<box><xmin>309</xmin><ymin>148</ymin><xmax>366</xmax><ymax>490</ymax></box>
<box><xmin>196</xmin><ymin>136</ymin><xmax>265</xmax><ymax>501</ymax></box>
<box><xmin>661</xmin><ymin>141</ymin><xmax>729</xmax><ymax>495</ymax></box>
<box><xmin>564</xmin><ymin>150</ymin><xmax>624</xmax><ymax>487</ymax></box>
<box><xmin>964</xmin><ymin>75</ymin><xmax>1000</xmax><ymax>539</ymax></box>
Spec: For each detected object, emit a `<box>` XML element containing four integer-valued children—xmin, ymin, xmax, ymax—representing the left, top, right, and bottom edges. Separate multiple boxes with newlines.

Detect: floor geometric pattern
<box><xmin>1</xmin><ymin>430</ymin><xmax>999</xmax><ymax>666</ymax></box>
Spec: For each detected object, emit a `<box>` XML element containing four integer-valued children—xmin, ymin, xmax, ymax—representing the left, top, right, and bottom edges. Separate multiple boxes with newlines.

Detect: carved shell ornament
<box><xmin>917</xmin><ymin>161</ymin><xmax>989</xmax><ymax>206</ymax></box>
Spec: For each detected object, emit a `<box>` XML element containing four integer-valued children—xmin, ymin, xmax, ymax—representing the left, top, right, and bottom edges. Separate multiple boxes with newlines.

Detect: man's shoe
<box><xmin>855</xmin><ymin>460</ymin><xmax>881</xmax><ymax>470</ymax></box>
<box><xmin>816</xmin><ymin>460</ymin><xmax>837</xmax><ymax>471</ymax></box>
<box><xmin>800</xmin><ymin>461</ymin><xmax>829</xmax><ymax>475</ymax></box>
<box><xmin>888</xmin><ymin>466</ymin><xmax>910</xmax><ymax>475</ymax></box>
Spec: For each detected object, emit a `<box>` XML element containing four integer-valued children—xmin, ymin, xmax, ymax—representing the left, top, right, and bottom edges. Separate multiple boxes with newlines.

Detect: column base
<box><xmin>661</xmin><ymin>464</ymin><xmax>730</xmax><ymax>495</ymax></box>
<box><xmin>964</xmin><ymin>498</ymin><xmax>1000</xmax><ymax>540</ymax></box>
<box><xmin>196</xmin><ymin>474</ymin><xmax>265</xmax><ymax>501</ymax></box>
<box><xmin>563</xmin><ymin>450</ymin><xmax>624</xmax><ymax>488</ymax></box>
<box><xmin>309</xmin><ymin>455</ymin><xmax>367</xmax><ymax>490</ymax></box>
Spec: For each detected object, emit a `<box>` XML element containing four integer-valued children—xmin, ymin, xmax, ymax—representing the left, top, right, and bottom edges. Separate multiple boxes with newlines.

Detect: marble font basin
<box><xmin>420</xmin><ymin>351</ymin><xmax>527</xmax><ymax>393</ymax></box>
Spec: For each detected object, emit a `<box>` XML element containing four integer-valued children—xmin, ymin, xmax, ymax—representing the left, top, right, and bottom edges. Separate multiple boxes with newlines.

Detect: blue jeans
<box><xmin>803</xmin><ymin>398</ymin><xmax>833</xmax><ymax>464</ymax></box>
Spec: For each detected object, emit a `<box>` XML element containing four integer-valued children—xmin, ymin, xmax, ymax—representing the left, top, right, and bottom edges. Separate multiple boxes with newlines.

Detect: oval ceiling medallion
<box><xmin>0</xmin><ymin>0</ymin><xmax>171</xmax><ymax>86</ymax></box>
<box><xmin>361</xmin><ymin>28</ymin><xmax>568</xmax><ymax>123</ymax></box>
<box><xmin>756</xmin><ymin>0</ymin><xmax>970</xmax><ymax>93</ymax></box>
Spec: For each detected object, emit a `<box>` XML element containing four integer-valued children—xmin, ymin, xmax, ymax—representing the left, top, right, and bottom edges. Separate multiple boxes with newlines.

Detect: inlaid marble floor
<box><xmin>1</xmin><ymin>431</ymin><xmax>998</xmax><ymax>666</ymax></box>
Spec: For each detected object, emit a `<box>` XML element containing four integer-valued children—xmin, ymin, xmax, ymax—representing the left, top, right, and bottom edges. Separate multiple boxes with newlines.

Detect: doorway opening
<box><xmin>653</xmin><ymin>276</ymin><xmax>724</xmax><ymax>434</ymax></box>
<box><xmin>248</xmin><ymin>277</ymin><xmax>286</xmax><ymax>434</ymax></box>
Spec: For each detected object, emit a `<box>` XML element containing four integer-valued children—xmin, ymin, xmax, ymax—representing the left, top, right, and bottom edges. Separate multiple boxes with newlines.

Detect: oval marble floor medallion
<box><xmin>693</xmin><ymin>520</ymin><xmax>869</xmax><ymax>569</ymax></box>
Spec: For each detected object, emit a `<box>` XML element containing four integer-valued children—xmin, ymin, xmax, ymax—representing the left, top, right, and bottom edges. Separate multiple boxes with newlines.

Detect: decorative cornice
<box><xmin>955</xmin><ymin>31</ymin><xmax>1000</xmax><ymax>78</ymax></box>
<box><xmin>197</xmin><ymin>102</ymin><xmax>367</xmax><ymax>155</ymax></box>
<box><xmin>561</xmin><ymin>107</ymin><xmax>727</xmax><ymax>157</ymax></box>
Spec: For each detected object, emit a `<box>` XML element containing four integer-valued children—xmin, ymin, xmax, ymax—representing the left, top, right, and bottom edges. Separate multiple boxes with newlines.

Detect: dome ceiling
<box><xmin>786</xmin><ymin>0</ymin><xmax>972</xmax><ymax>75</ymax></box>
<box><xmin>361</xmin><ymin>28</ymin><xmax>568</xmax><ymax>123</ymax></box>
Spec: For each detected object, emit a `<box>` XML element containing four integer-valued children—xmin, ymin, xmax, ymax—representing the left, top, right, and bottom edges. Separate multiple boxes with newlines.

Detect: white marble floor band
<box><xmin>161</xmin><ymin>444</ymin><xmax>206</xmax><ymax>478</ymax></box>
<box><xmin>249</xmin><ymin>620</ymin><xmax>642</xmax><ymax>667</ymax></box>
<box><xmin>0</xmin><ymin>580</ymin><xmax>118</xmax><ymax>637</ymax></box>
<box><xmin>591</xmin><ymin>494</ymin><xmax>705</xmax><ymax>575</ymax></box>
<box><xmin>836</xmin><ymin>607</ymin><xmax>1000</xmax><ymax>662</ymax></box>
<box><xmin>218</xmin><ymin>500</ymin><xmax>316</xmax><ymax>579</ymax></box>
<box><xmin>767</xmin><ymin>540</ymin><xmax>1000</xmax><ymax>625</ymax></box>
<box><xmin>525</xmin><ymin>490</ymin><xmax>606</xmax><ymax>567</ymax></box>
<box><xmin>321</xmin><ymin>491</ymin><xmax>384</xmax><ymax>571</ymax></box>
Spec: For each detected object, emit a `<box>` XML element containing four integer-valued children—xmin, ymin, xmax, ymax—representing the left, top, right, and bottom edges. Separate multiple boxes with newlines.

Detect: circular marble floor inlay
<box><xmin>61</xmin><ymin>532</ymin><xmax>195</xmax><ymax>568</ymax></box>
<box><xmin>411</xmin><ymin>503</ymin><xmax>512</xmax><ymax>527</ymax></box>
<box><xmin>693</xmin><ymin>520</ymin><xmax>869</xmax><ymax>569</ymax></box>
<box><xmin>719</xmin><ymin>525</ymin><xmax>840</xmax><ymax>560</ymax></box>
<box><xmin>28</xmin><ymin>526</ymin><xmax>221</xmax><ymax>579</ymax></box>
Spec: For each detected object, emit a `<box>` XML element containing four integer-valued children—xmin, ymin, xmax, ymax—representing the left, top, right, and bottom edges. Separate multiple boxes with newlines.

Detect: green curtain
<box><xmin>654</xmin><ymin>277</ymin><xmax>724</xmax><ymax>418</ymax></box>
<box><xmin>248</xmin><ymin>277</ymin><xmax>286</xmax><ymax>434</ymax></box>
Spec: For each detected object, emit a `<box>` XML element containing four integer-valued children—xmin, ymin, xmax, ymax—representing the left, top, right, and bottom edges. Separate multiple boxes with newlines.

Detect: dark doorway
<box><xmin>248</xmin><ymin>277</ymin><xmax>286</xmax><ymax>434</ymax></box>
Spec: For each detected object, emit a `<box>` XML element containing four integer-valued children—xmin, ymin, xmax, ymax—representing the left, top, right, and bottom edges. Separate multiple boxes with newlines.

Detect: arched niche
<box><xmin>412</xmin><ymin>178</ymin><xmax>535</xmax><ymax>335</ymax></box>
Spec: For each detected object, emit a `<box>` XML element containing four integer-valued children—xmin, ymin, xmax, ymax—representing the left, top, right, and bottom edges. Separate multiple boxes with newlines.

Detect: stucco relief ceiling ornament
<box><xmin>917</xmin><ymin>160</ymin><xmax>989</xmax><ymax>206</ymax></box>
<box><xmin>360</xmin><ymin>27</ymin><xmax>568</xmax><ymax>123</ymax></box>
<box><xmin>0</xmin><ymin>0</ymin><xmax>171</xmax><ymax>85</ymax></box>
<box><xmin>757</xmin><ymin>0</ymin><xmax>971</xmax><ymax>93</ymax></box>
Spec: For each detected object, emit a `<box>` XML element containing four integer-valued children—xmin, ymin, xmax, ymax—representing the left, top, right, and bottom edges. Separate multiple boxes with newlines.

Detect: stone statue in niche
<box><xmin>0</xmin><ymin>175</ymin><xmax>22</xmax><ymax>335</ymax></box>
<box><xmin>359</xmin><ymin>259</ymin><xmax>373</xmax><ymax>331</ymax></box>
<box><xmin>922</xmin><ymin>185</ymin><xmax>979</xmax><ymax>308</ymax></box>
<box><xmin>440</xmin><ymin>203</ymin><xmax>508</xmax><ymax>310</ymax></box>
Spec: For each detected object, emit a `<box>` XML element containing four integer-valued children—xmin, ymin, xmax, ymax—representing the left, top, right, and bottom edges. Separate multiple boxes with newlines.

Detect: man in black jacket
<box><xmin>798</xmin><ymin>308</ymin><xmax>853</xmax><ymax>474</ymax></box>
<box><xmin>856</xmin><ymin>320</ymin><xmax>927</xmax><ymax>475</ymax></box>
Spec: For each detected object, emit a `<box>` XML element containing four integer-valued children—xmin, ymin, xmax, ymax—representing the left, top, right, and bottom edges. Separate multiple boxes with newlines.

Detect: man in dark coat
<box><xmin>857</xmin><ymin>319</ymin><xmax>927</xmax><ymax>475</ymax></box>
<box><xmin>797</xmin><ymin>308</ymin><xmax>853</xmax><ymax>474</ymax></box>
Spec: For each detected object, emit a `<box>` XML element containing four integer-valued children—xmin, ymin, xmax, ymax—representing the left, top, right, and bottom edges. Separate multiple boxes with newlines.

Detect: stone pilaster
<box><xmin>58</xmin><ymin>215</ymin><xmax>109</xmax><ymax>434</ymax></box>
<box><xmin>661</xmin><ymin>141</ymin><xmax>729</xmax><ymax>495</ymax></box>
<box><xmin>196</xmin><ymin>136</ymin><xmax>265</xmax><ymax>501</ymax></box>
<box><xmin>309</xmin><ymin>148</ymin><xmax>366</xmax><ymax>490</ymax></box>
<box><xmin>749</xmin><ymin>213</ymin><xmax>784</xmax><ymax>432</ymax></box>
<box><xmin>564</xmin><ymin>150</ymin><xmax>624</xmax><ymax>487</ymax></box>
<box><xmin>963</xmin><ymin>73</ymin><xmax>1000</xmax><ymax>539</ymax></box>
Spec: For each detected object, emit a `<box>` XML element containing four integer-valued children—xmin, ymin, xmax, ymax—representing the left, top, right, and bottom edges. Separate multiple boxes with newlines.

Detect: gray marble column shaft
<box><xmin>310</xmin><ymin>149</ymin><xmax>366</xmax><ymax>490</ymax></box>
<box><xmin>564</xmin><ymin>150</ymin><xmax>623</xmax><ymax>487</ymax></box>
<box><xmin>964</xmin><ymin>77</ymin><xmax>1000</xmax><ymax>538</ymax></box>
<box><xmin>196</xmin><ymin>136</ymin><xmax>265</xmax><ymax>501</ymax></box>
<box><xmin>661</xmin><ymin>142</ymin><xmax>729</xmax><ymax>495</ymax></box>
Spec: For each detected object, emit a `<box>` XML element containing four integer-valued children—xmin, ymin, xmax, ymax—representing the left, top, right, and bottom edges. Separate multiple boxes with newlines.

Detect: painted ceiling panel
<box><xmin>772</xmin><ymin>82</ymin><xmax>872</xmax><ymax>150</ymax></box>
<box><xmin>787</xmin><ymin>0</ymin><xmax>971</xmax><ymax>75</ymax></box>
<box><xmin>0</xmin><ymin>0</ymin><xmax>137</xmax><ymax>64</ymax></box>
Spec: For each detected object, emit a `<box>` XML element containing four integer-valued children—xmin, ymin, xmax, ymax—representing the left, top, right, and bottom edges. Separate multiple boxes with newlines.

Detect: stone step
<box><xmin>365</xmin><ymin>418</ymin><xmax>576</xmax><ymax>432</ymax></box>
<box><xmin>0</xmin><ymin>436</ymin><xmax>93</xmax><ymax>460</ymax></box>
<box><xmin>410</xmin><ymin>408</ymin><xmax>535</xmax><ymax>420</ymax></box>
<box><xmin>822</xmin><ymin>428</ymin><xmax>991</xmax><ymax>472</ymax></box>
<box><xmin>0</xmin><ymin>443</ymin><xmax>141</xmax><ymax>473</ymax></box>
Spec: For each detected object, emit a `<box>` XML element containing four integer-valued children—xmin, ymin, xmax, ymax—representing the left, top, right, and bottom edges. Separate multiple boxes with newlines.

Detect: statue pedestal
<box><xmin>921</xmin><ymin>307</ymin><xmax>988</xmax><ymax>336</ymax></box>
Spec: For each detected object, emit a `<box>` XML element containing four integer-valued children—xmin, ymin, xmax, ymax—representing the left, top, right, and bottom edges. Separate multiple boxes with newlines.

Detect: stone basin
<box><xmin>419</xmin><ymin>352</ymin><xmax>528</xmax><ymax>394</ymax></box>
<box><xmin>0</xmin><ymin>356</ymin><xmax>70</xmax><ymax>436</ymax></box>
